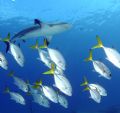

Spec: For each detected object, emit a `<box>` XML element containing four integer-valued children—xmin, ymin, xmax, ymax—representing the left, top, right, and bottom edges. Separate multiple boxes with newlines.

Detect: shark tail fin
<box><xmin>42</xmin><ymin>64</ymin><xmax>55</xmax><ymax>75</ymax></box>
<box><xmin>30</xmin><ymin>40</ymin><xmax>39</xmax><ymax>49</ymax></box>
<box><xmin>85</xmin><ymin>49</ymin><xmax>93</xmax><ymax>62</ymax></box>
<box><xmin>40</xmin><ymin>38</ymin><xmax>49</xmax><ymax>49</ymax></box>
<box><xmin>81</xmin><ymin>76</ymin><xmax>89</xmax><ymax>86</ymax></box>
<box><xmin>92</xmin><ymin>35</ymin><xmax>103</xmax><ymax>49</ymax></box>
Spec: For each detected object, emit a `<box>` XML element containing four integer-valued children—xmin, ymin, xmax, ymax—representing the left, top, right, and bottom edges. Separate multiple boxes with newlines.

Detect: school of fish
<box><xmin>0</xmin><ymin>19</ymin><xmax>120</xmax><ymax>108</ymax></box>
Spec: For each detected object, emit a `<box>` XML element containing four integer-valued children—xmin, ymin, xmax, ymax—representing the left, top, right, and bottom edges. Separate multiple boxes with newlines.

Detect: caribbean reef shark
<box><xmin>11</xmin><ymin>19</ymin><xmax>71</xmax><ymax>44</ymax></box>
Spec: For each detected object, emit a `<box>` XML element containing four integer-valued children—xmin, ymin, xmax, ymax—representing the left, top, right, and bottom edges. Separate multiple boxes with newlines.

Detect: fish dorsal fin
<box><xmin>85</xmin><ymin>49</ymin><xmax>93</xmax><ymax>62</ymax></box>
<box><xmin>34</xmin><ymin>19</ymin><xmax>42</xmax><ymax>28</ymax></box>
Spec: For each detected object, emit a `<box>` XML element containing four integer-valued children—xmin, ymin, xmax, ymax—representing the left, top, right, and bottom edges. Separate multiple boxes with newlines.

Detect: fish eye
<box><xmin>109</xmin><ymin>74</ymin><xmax>112</xmax><ymax>77</ymax></box>
<box><xmin>18</xmin><ymin>55</ymin><xmax>21</xmax><ymax>59</ymax></box>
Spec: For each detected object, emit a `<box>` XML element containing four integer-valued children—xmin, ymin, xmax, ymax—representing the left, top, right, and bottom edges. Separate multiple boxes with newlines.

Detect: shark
<box><xmin>11</xmin><ymin>19</ymin><xmax>71</xmax><ymax>44</ymax></box>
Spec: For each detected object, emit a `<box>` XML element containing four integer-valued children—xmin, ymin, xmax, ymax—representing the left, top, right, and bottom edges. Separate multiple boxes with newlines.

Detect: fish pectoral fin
<box><xmin>105</xmin><ymin>57</ymin><xmax>110</xmax><ymax>62</ymax></box>
<box><xmin>92</xmin><ymin>69</ymin><xmax>96</xmax><ymax>72</ymax></box>
<box><xmin>36</xmin><ymin>58</ymin><xmax>41</xmax><ymax>61</ymax></box>
<box><xmin>8</xmin><ymin>51</ymin><xmax>11</xmax><ymax>55</ymax></box>
<box><xmin>53</xmin><ymin>84</ymin><xmax>57</xmax><ymax>88</ymax></box>
<box><xmin>98</xmin><ymin>75</ymin><xmax>102</xmax><ymax>77</ymax></box>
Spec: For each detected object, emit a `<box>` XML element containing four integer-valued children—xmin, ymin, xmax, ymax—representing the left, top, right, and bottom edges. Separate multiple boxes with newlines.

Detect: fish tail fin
<box><xmin>3</xmin><ymin>33</ymin><xmax>11</xmax><ymax>42</ymax></box>
<box><xmin>33</xmin><ymin>80</ymin><xmax>42</xmax><ymax>89</ymax></box>
<box><xmin>39</xmin><ymin>38</ymin><xmax>48</xmax><ymax>49</ymax></box>
<box><xmin>26</xmin><ymin>80</ymin><xmax>30</xmax><ymax>85</ymax></box>
<box><xmin>4</xmin><ymin>87</ymin><xmax>10</xmax><ymax>93</ymax></box>
<box><xmin>92</xmin><ymin>35</ymin><xmax>103</xmax><ymax>49</ymax></box>
<box><xmin>83</xmin><ymin>86</ymin><xmax>90</xmax><ymax>92</ymax></box>
<box><xmin>35</xmin><ymin>80</ymin><xmax>42</xmax><ymax>86</ymax></box>
<box><xmin>81</xmin><ymin>76</ymin><xmax>89</xmax><ymax>86</ymax></box>
<box><xmin>85</xmin><ymin>49</ymin><xmax>93</xmax><ymax>62</ymax></box>
<box><xmin>26</xmin><ymin>91</ymin><xmax>31</xmax><ymax>96</ymax></box>
<box><xmin>30</xmin><ymin>40</ymin><xmax>39</xmax><ymax>49</ymax></box>
<box><xmin>8</xmin><ymin>71</ymin><xmax>14</xmax><ymax>77</ymax></box>
<box><xmin>2</xmin><ymin>33</ymin><xmax>11</xmax><ymax>53</ymax></box>
<box><xmin>42</xmin><ymin>64</ymin><xmax>55</xmax><ymax>75</ymax></box>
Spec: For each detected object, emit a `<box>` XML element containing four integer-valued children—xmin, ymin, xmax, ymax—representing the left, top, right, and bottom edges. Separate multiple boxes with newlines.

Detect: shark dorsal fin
<box><xmin>34</xmin><ymin>19</ymin><xmax>42</xmax><ymax>28</ymax></box>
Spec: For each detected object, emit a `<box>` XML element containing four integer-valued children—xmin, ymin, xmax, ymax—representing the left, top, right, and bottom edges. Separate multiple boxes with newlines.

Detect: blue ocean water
<box><xmin>0</xmin><ymin>0</ymin><xmax>120</xmax><ymax>113</ymax></box>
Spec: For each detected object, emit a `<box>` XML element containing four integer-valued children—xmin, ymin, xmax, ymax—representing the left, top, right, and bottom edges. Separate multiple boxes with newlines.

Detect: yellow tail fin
<box><xmin>26</xmin><ymin>80</ymin><xmax>30</xmax><ymax>85</ymax></box>
<box><xmin>83</xmin><ymin>86</ymin><xmax>90</xmax><ymax>92</ymax></box>
<box><xmin>43</xmin><ymin>64</ymin><xmax>55</xmax><ymax>75</ymax></box>
<box><xmin>4</xmin><ymin>87</ymin><xmax>10</xmax><ymax>93</ymax></box>
<box><xmin>35</xmin><ymin>80</ymin><xmax>42</xmax><ymax>86</ymax></box>
<box><xmin>30</xmin><ymin>40</ymin><xmax>39</xmax><ymax>49</ymax></box>
<box><xmin>81</xmin><ymin>76</ymin><xmax>88</xmax><ymax>86</ymax></box>
<box><xmin>33</xmin><ymin>80</ymin><xmax>42</xmax><ymax>89</ymax></box>
<box><xmin>92</xmin><ymin>35</ymin><xmax>103</xmax><ymax>49</ymax></box>
<box><xmin>85</xmin><ymin>50</ymin><xmax>93</xmax><ymax>62</ymax></box>
<box><xmin>40</xmin><ymin>39</ymin><xmax>48</xmax><ymax>49</ymax></box>
<box><xmin>3</xmin><ymin>33</ymin><xmax>10</xmax><ymax>42</ymax></box>
<box><xmin>8</xmin><ymin>71</ymin><xmax>14</xmax><ymax>77</ymax></box>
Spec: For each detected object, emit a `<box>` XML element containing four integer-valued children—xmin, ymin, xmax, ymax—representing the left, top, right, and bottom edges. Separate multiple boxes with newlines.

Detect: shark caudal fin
<box><xmin>42</xmin><ymin>64</ymin><xmax>55</xmax><ymax>75</ymax></box>
<box><xmin>85</xmin><ymin>49</ymin><xmax>93</xmax><ymax>62</ymax></box>
<box><xmin>92</xmin><ymin>35</ymin><xmax>103</xmax><ymax>49</ymax></box>
<box><xmin>81</xmin><ymin>76</ymin><xmax>89</xmax><ymax>86</ymax></box>
<box><xmin>30</xmin><ymin>40</ymin><xmax>39</xmax><ymax>49</ymax></box>
<box><xmin>40</xmin><ymin>38</ymin><xmax>49</xmax><ymax>49</ymax></box>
